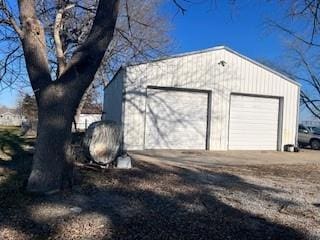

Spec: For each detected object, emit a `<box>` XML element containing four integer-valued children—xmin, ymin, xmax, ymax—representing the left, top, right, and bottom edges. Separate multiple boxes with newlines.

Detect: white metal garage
<box><xmin>103</xmin><ymin>46</ymin><xmax>300</xmax><ymax>151</ymax></box>
<box><xmin>228</xmin><ymin>95</ymin><xmax>280</xmax><ymax>150</ymax></box>
<box><xmin>144</xmin><ymin>88</ymin><xmax>209</xmax><ymax>149</ymax></box>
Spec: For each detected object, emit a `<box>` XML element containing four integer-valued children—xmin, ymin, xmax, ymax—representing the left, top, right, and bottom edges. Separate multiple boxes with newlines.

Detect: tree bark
<box><xmin>27</xmin><ymin>84</ymin><xmax>76</xmax><ymax>193</ymax></box>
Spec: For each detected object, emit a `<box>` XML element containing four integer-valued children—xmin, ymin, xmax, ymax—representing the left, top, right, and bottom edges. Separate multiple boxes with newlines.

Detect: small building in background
<box><xmin>74</xmin><ymin>105</ymin><xmax>102</xmax><ymax>131</ymax></box>
<box><xmin>0</xmin><ymin>109</ymin><xmax>24</xmax><ymax>126</ymax></box>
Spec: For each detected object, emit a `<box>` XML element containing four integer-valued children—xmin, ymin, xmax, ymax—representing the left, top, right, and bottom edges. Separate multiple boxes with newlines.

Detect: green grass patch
<box><xmin>0</xmin><ymin>128</ymin><xmax>34</xmax><ymax>206</ymax></box>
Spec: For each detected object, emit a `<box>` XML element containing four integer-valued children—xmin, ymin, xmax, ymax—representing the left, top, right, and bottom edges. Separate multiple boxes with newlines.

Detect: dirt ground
<box><xmin>131</xmin><ymin>150</ymin><xmax>320</xmax><ymax>239</ymax></box>
<box><xmin>0</xmin><ymin>130</ymin><xmax>319</xmax><ymax>239</ymax></box>
<box><xmin>130</xmin><ymin>149</ymin><xmax>320</xmax><ymax>166</ymax></box>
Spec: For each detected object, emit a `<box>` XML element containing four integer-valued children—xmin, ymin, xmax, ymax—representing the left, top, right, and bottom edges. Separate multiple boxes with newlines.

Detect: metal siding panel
<box><xmin>214</xmin><ymin>50</ymin><xmax>224</xmax><ymax>150</ymax></box>
<box><xmin>286</xmin><ymin>85</ymin><xmax>292</xmax><ymax>144</ymax></box>
<box><xmin>210</xmin><ymin>52</ymin><xmax>218</xmax><ymax>149</ymax></box>
<box><xmin>263</xmin><ymin>68</ymin><xmax>268</xmax><ymax>93</ymax></box>
<box><xmin>222</xmin><ymin>51</ymin><xmax>232</xmax><ymax>149</ymax></box>
<box><xmin>236</xmin><ymin>53</ymin><xmax>243</xmax><ymax>93</ymax></box>
<box><xmin>239</xmin><ymin>57</ymin><xmax>244</xmax><ymax>93</ymax></box>
<box><xmin>282</xmin><ymin>81</ymin><xmax>288</xmax><ymax>144</ymax></box>
<box><xmin>260</xmin><ymin>69</ymin><xmax>265</xmax><ymax>93</ymax></box>
<box><xmin>248</xmin><ymin>60</ymin><xmax>254</xmax><ymax>93</ymax></box>
<box><xmin>123</xmin><ymin>66</ymin><xmax>147</xmax><ymax>150</ymax></box>
<box><xmin>103</xmin><ymin>70</ymin><xmax>124</xmax><ymax>124</ymax></box>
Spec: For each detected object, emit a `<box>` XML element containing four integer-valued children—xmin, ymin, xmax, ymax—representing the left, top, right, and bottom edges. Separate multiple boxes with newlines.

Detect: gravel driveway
<box><xmin>130</xmin><ymin>149</ymin><xmax>320</xmax><ymax>166</ymax></box>
<box><xmin>130</xmin><ymin>150</ymin><xmax>320</xmax><ymax>239</ymax></box>
<box><xmin>1</xmin><ymin>148</ymin><xmax>319</xmax><ymax>239</ymax></box>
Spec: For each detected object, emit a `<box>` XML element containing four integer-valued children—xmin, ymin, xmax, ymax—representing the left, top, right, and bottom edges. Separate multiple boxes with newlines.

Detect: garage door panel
<box><xmin>229</xmin><ymin>95</ymin><xmax>279</xmax><ymax>150</ymax></box>
<box><xmin>230</xmin><ymin>105</ymin><xmax>279</xmax><ymax>111</ymax></box>
<box><xmin>145</xmin><ymin>89</ymin><xmax>208</xmax><ymax>150</ymax></box>
<box><xmin>229</xmin><ymin>137</ymin><xmax>278</xmax><ymax>142</ymax></box>
<box><xmin>229</xmin><ymin>125</ymin><xmax>279</xmax><ymax>130</ymax></box>
<box><xmin>230</xmin><ymin>114</ymin><xmax>278</xmax><ymax>119</ymax></box>
<box><xmin>229</xmin><ymin>145</ymin><xmax>276</xmax><ymax>150</ymax></box>
<box><xmin>230</xmin><ymin>131</ymin><xmax>278</xmax><ymax>136</ymax></box>
<box><xmin>230</xmin><ymin>119</ymin><xmax>279</xmax><ymax>124</ymax></box>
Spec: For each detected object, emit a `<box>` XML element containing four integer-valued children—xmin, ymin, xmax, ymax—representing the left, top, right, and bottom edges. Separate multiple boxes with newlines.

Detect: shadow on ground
<box><xmin>0</xmin><ymin>129</ymin><xmax>308</xmax><ymax>239</ymax></box>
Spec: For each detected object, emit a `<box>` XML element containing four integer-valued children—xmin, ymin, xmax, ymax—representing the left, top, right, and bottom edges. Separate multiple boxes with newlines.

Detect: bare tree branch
<box><xmin>19</xmin><ymin>0</ymin><xmax>52</xmax><ymax>96</ymax></box>
<box><xmin>173</xmin><ymin>0</ymin><xmax>187</xmax><ymax>14</ymax></box>
<box><xmin>59</xmin><ymin>0</ymin><xmax>120</xmax><ymax>98</ymax></box>
<box><xmin>54</xmin><ymin>4</ymin><xmax>75</xmax><ymax>77</ymax></box>
<box><xmin>270</xmin><ymin>20</ymin><xmax>320</xmax><ymax>47</ymax></box>
<box><xmin>274</xmin><ymin>1</ymin><xmax>320</xmax><ymax>120</ymax></box>
<box><xmin>293</xmin><ymin>48</ymin><xmax>320</xmax><ymax>94</ymax></box>
<box><xmin>0</xmin><ymin>0</ymin><xmax>24</xmax><ymax>38</ymax></box>
<box><xmin>301</xmin><ymin>91</ymin><xmax>320</xmax><ymax>119</ymax></box>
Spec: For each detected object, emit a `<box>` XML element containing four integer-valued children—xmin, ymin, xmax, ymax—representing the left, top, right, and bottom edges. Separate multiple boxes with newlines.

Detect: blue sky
<box><xmin>0</xmin><ymin>1</ymin><xmax>311</xmax><ymax>119</ymax></box>
<box><xmin>166</xmin><ymin>1</ymin><xmax>286</xmax><ymax>58</ymax></box>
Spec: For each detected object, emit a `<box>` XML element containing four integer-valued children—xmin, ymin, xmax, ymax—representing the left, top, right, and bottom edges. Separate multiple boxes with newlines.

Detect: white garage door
<box><xmin>229</xmin><ymin>95</ymin><xmax>279</xmax><ymax>150</ymax></box>
<box><xmin>145</xmin><ymin>88</ymin><xmax>208</xmax><ymax>149</ymax></box>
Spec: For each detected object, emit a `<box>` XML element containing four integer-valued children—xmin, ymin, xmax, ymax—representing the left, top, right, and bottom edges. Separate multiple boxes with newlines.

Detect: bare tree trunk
<box><xmin>27</xmin><ymin>86</ymin><xmax>76</xmax><ymax>193</ymax></box>
<box><xmin>17</xmin><ymin>0</ymin><xmax>120</xmax><ymax>194</ymax></box>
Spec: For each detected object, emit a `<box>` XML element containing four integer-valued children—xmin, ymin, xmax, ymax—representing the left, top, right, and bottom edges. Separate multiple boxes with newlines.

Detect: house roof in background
<box><xmin>81</xmin><ymin>104</ymin><xmax>102</xmax><ymax>114</ymax></box>
<box><xmin>0</xmin><ymin>107</ymin><xmax>18</xmax><ymax>115</ymax></box>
